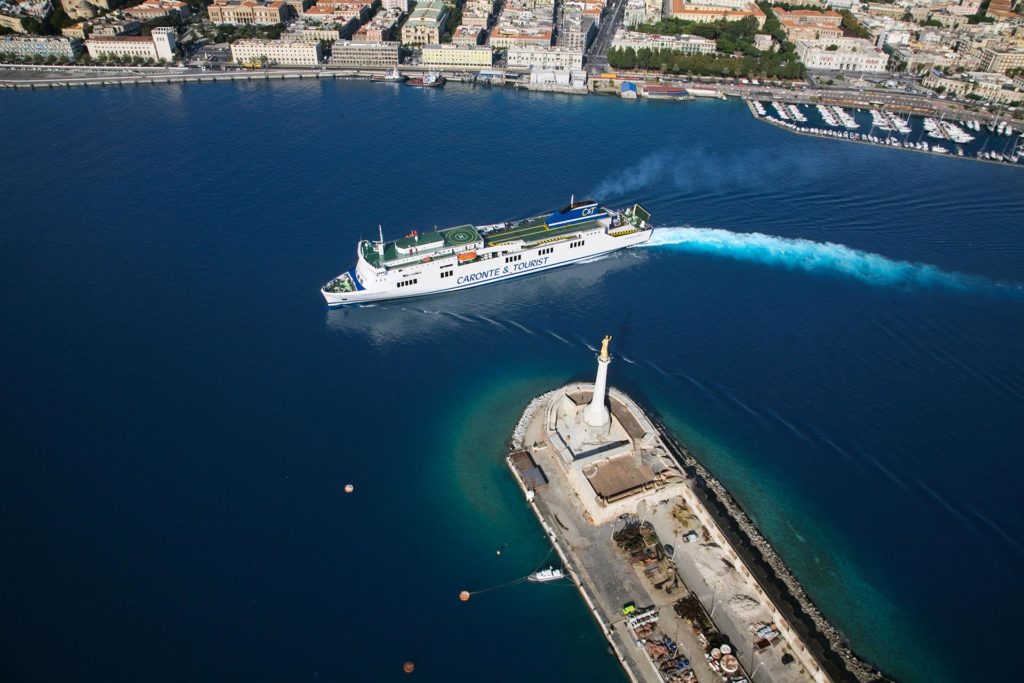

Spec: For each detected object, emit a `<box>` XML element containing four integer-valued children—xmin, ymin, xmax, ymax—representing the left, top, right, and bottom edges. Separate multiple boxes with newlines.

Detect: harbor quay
<box><xmin>506</xmin><ymin>338</ymin><xmax>890</xmax><ymax>683</ymax></box>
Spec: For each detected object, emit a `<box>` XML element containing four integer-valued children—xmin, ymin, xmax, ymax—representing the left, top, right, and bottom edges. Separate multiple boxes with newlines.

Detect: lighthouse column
<box><xmin>583</xmin><ymin>336</ymin><xmax>613</xmax><ymax>429</ymax></box>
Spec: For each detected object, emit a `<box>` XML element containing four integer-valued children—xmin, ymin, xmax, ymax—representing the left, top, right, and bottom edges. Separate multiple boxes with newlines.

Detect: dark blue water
<box><xmin>2</xmin><ymin>81</ymin><xmax>1023</xmax><ymax>682</ymax></box>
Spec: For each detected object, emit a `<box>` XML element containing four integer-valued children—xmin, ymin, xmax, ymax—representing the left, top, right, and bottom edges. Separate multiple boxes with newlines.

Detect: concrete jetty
<box><xmin>506</xmin><ymin>338</ymin><xmax>891</xmax><ymax>683</ymax></box>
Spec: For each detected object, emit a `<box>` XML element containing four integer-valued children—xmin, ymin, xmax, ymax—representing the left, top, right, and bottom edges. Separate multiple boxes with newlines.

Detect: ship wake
<box><xmin>644</xmin><ymin>226</ymin><xmax>1024</xmax><ymax>298</ymax></box>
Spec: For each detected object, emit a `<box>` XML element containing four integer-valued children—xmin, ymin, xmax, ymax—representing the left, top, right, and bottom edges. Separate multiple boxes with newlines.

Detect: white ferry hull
<box><xmin>322</xmin><ymin>215</ymin><xmax>652</xmax><ymax>306</ymax></box>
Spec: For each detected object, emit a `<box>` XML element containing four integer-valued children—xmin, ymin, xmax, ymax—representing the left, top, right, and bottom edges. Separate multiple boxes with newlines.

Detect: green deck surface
<box><xmin>485</xmin><ymin>219</ymin><xmax>600</xmax><ymax>246</ymax></box>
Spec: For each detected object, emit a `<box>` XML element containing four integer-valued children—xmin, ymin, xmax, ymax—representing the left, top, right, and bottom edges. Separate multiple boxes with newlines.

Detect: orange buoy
<box><xmin>403</xmin><ymin>661</ymin><xmax>415</xmax><ymax>674</ymax></box>
<box><xmin>459</xmin><ymin>591</ymin><xmax>471</xmax><ymax>602</ymax></box>
<box><xmin>344</xmin><ymin>484</ymin><xmax>354</xmax><ymax>494</ymax></box>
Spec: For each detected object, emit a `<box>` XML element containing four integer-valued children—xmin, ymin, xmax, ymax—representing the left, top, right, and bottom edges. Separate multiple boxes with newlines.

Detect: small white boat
<box><xmin>529</xmin><ymin>566</ymin><xmax>565</xmax><ymax>582</ymax></box>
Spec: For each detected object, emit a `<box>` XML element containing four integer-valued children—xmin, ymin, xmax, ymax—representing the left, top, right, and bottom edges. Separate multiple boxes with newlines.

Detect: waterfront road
<box><xmin>586</xmin><ymin>0</ymin><xmax>627</xmax><ymax>74</ymax></box>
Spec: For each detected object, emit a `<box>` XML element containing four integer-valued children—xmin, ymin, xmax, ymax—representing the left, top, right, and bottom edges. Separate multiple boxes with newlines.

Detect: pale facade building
<box><xmin>124</xmin><ymin>0</ymin><xmax>192</xmax><ymax>21</ymax></box>
<box><xmin>207</xmin><ymin>0</ymin><xmax>288</xmax><ymax>25</ymax></box>
<box><xmin>796</xmin><ymin>37</ymin><xmax>888</xmax><ymax>72</ymax></box>
<box><xmin>669</xmin><ymin>0</ymin><xmax>766</xmax><ymax>27</ymax></box>
<box><xmin>507</xmin><ymin>43</ymin><xmax>584</xmax><ymax>69</ymax></box>
<box><xmin>451</xmin><ymin>25</ymin><xmax>483</xmax><ymax>45</ymax></box>
<box><xmin>230</xmin><ymin>37</ymin><xmax>322</xmax><ymax>65</ymax></box>
<box><xmin>980</xmin><ymin>45</ymin><xmax>1024</xmax><ymax>74</ymax></box>
<box><xmin>0</xmin><ymin>35</ymin><xmax>80</xmax><ymax>60</ymax></box>
<box><xmin>611</xmin><ymin>28</ymin><xmax>717</xmax><ymax>54</ymax></box>
<box><xmin>401</xmin><ymin>0</ymin><xmax>447</xmax><ymax>45</ymax></box>
<box><xmin>421</xmin><ymin>43</ymin><xmax>493</xmax><ymax>67</ymax></box>
<box><xmin>86</xmin><ymin>28</ymin><xmax>176</xmax><ymax>61</ymax></box>
<box><xmin>330</xmin><ymin>39</ymin><xmax>400</xmax><ymax>66</ymax></box>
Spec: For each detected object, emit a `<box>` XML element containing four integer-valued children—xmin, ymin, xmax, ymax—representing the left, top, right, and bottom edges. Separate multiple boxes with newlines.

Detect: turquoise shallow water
<box><xmin>1</xmin><ymin>81</ymin><xmax>1023</xmax><ymax>682</ymax></box>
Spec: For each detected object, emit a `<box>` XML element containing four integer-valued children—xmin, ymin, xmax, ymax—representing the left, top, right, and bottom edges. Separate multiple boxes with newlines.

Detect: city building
<box><xmin>86</xmin><ymin>27</ymin><xmax>177</xmax><ymax>61</ymax></box>
<box><xmin>354</xmin><ymin>8</ymin><xmax>400</xmax><ymax>42</ymax></box>
<box><xmin>381</xmin><ymin>0</ymin><xmax>406</xmax><ymax>11</ymax></box>
<box><xmin>795</xmin><ymin>37</ymin><xmax>888</xmax><ymax>72</ymax></box>
<box><xmin>230</xmin><ymin>37</ymin><xmax>322</xmax><ymax>64</ymax></box>
<box><xmin>207</xmin><ymin>0</ymin><xmax>289</xmax><ymax>25</ymax></box>
<box><xmin>611</xmin><ymin>28</ymin><xmax>717</xmax><ymax>55</ymax></box>
<box><xmin>669</xmin><ymin>1</ymin><xmax>766</xmax><ymax>28</ymax></box>
<box><xmin>488</xmin><ymin>24</ymin><xmax>553</xmax><ymax>48</ymax></box>
<box><xmin>451</xmin><ymin>25</ymin><xmax>483</xmax><ymax>45</ymax></box>
<box><xmin>979</xmin><ymin>45</ymin><xmax>1024</xmax><ymax>74</ymax></box>
<box><xmin>771</xmin><ymin>7</ymin><xmax>842</xmax><ymax>42</ymax></box>
<box><xmin>507</xmin><ymin>43</ymin><xmax>584</xmax><ymax>69</ymax></box>
<box><xmin>753</xmin><ymin>32</ymin><xmax>773</xmax><ymax>51</ymax></box>
<box><xmin>330</xmin><ymin>39</ymin><xmax>399</xmax><ymax>66</ymax></box>
<box><xmin>123</xmin><ymin>0</ymin><xmax>192</xmax><ymax>21</ymax></box>
<box><xmin>624</xmin><ymin>0</ymin><xmax>663</xmax><ymax>26</ymax></box>
<box><xmin>90</xmin><ymin>19</ymin><xmax>142</xmax><ymax>37</ymax></box>
<box><xmin>400</xmin><ymin>0</ymin><xmax>447</xmax><ymax>45</ymax></box>
<box><xmin>298</xmin><ymin>27</ymin><xmax>342</xmax><ymax>41</ymax></box>
<box><xmin>923</xmin><ymin>69</ymin><xmax>1024</xmax><ymax>103</ymax></box>
<box><xmin>421</xmin><ymin>43</ymin><xmax>493</xmax><ymax>67</ymax></box>
<box><xmin>488</xmin><ymin>0</ymin><xmax>556</xmax><ymax>48</ymax></box>
<box><xmin>0</xmin><ymin>34</ymin><xmax>80</xmax><ymax>60</ymax></box>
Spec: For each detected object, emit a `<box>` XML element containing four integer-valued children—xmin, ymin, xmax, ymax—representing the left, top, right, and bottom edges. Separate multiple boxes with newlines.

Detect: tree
<box><xmin>20</xmin><ymin>17</ymin><xmax>45</xmax><ymax>34</ymax></box>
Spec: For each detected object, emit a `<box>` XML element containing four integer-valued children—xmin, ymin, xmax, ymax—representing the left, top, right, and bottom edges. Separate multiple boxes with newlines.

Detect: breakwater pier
<box><xmin>506</xmin><ymin>338</ymin><xmax>890</xmax><ymax>683</ymax></box>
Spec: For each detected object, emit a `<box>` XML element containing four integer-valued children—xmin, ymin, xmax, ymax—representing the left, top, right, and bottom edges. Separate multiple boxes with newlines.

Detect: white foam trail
<box><xmin>504</xmin><ymin>319</ymin><xmax>539</xmax><ymax>337</ymax></box>
<box><xmin>644</xmin><ymin>226</ymin><xmax>1024</xmax><ymax>297</ymax></box>
<box><xmin>547</xmin><ymin>330</ymin><xmax>572</xmax><ymax>346</ymax></box>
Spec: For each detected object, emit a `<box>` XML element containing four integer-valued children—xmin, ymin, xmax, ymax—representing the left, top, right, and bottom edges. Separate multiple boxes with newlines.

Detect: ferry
<box><xmin>321</xmin><ymin>199</ymin><xmax>653</xmax><ymax>306</ymax></box>
<box><xmin>528</xmin><ymin>567</ymin><xmax>565</xmax><ymax>582</ymax></box>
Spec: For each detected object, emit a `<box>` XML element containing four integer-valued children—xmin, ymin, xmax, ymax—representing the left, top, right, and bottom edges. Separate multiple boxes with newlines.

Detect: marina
<box><xmin>749</xmin><ymin>100</ymin><xmax>1024</xmax><ymax>166</ymax></box>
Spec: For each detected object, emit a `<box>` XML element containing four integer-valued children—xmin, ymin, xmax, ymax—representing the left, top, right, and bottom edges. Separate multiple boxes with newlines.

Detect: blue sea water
<box><xmin>1</xmin><ymin>81</ymin><xmax>1023</xmax><ymax>682</ymax></box>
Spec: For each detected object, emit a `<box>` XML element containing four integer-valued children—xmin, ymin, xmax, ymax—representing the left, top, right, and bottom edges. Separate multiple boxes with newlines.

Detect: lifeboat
<box><xmin>458</xmin><ymin>251</ymin><xmax>477</xmax><ymax>263</ymax></box>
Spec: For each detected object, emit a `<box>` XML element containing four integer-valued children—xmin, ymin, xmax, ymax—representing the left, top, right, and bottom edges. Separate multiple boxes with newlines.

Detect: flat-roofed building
<box><xmin>507</xmin><ymin>43</ymin><xmax>584</xmax><ymax>69</ymax></box>
<box><xmin>330</xmin><ymin>38</ymin><xmax>399</xmax><ymax>66</ymax></box>
<box><xmin>923</xmin><ymin>69</ymin><xmax>1023</xmax><ymax>103</ymax></box>
<box><xmin>451</xmin><ymin>25</ymin><xmax>483</xmax><ymax>45</ymax></box>
<box><xmin>796</xmin><ymin>37</ymin><xmax>888</xmax><ymax>72</ymax></box>
<box><xmin>669</xmin><ymin>1</ymin><xmax>766</xmax><ymax>27</ymax></box>
<box><xmin>0</xmin><ymin>13</ymin><xmax>28</xmax><ymax>33</ymax></box>
<box><xmin>460</xmin><ymin>8</ymin><xmax>490</xmax><ymax>27</ymax></box>
<box><xmin>771</xmin><ymin>7</ymin><xmax>841</xmax><ymax>27</ymax></box>
<box><xmin>231</xmin><ymin>37</ymin><xmax>322</xmax><ymax>64</ymax></box>
<box><xmin>980</xmin><ymin>45</ymin><xmax>1024</xmax><ymax>74</ymax></box>
<box><xmin>207</xmin><ymin>0</ymin><xmax>288</xmax><ymax>25</ymax></box>
<box><xmin>86</xmin><ymin>28</ymin><xmax>176</xmax><ymax>61</ymax></box>
<box><xmin>488</xmin><ymin>25</ymin><xmax>552</xmax><ymax>47</ymax></box>
<box><xmin>62</xmin><ymin>22</ymin><xmax>90</xmax><ymax>38</ymax></box>
<box><xmin>0</xmin><ymin>35</ymin><xmax>81</xmax><ymax>60</ymax></box>
<box><xmin>382</xmin><ymin>0</ymin><xmax>407</xmax><ymax>10</ymax></box>
<box><xmin>355</xmin><ymin>9</ymin><xmax>400</xmax><ymax>41</ymax></box>
<box><xmin>90</xmin><ymin>19</ymin><xmax>142</xmax><ymax>37</ymax></box>
<box><xmin>421</xmin><ymin>43</ymin><xmax>493</xmax><ymax>67</ymax></box>
<box><xmin>124</xmin><ymin>0</ymin><xmax>192</xmax><ymax>21</ymax></box>
<box><xmin>611</xmin><ymin>28</ymin><xmax>716</xmax><ymax>54</ymax></box>
<box><xmin>401</xmin><ymin>0</ymin><xmax>447</xmax><ymax>45</ymax></box>
<box><xmin>298</xmin><ymin>27</ymin><xmax>342</xmax><ymax>41</ymax></box>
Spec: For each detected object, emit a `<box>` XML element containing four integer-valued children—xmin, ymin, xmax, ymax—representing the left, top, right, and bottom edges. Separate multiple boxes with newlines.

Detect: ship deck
<box><xmin>484</xmin><ymin>218</ymin><xmax>601</xmax><ymax>247</ymax></box>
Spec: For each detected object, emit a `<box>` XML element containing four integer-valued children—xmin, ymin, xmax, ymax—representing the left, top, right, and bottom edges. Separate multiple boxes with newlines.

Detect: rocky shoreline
<box><xmin>647</xmin><ymin>414</ymin><xmax>895</xmax><ymax>683</ymax></box>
